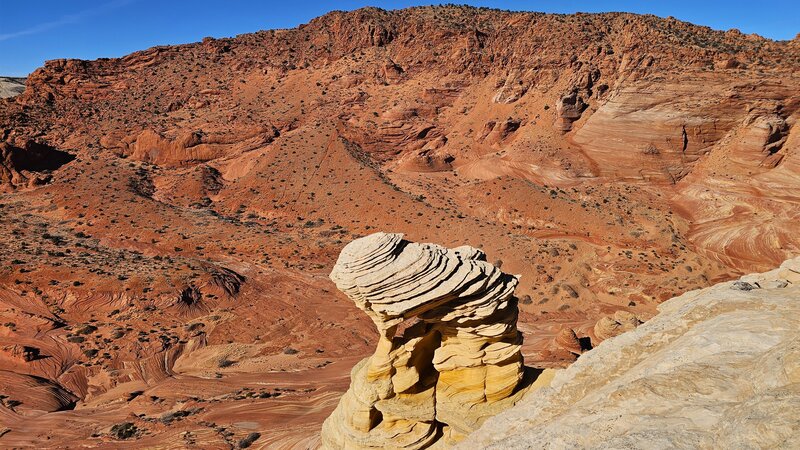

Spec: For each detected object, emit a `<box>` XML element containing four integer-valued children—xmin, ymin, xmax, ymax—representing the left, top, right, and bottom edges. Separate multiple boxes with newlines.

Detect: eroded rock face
<box><xmin>321</xmin><ymin>232</ymin><xmax>547</xmax><ymax>448</ymax></box>
<box><xmin>0</xmin><ymin>141</ymin><xmax>74</xmax><ymax>190</ymax></box>
<box><xmin>554</xmin><ymin>90</ymin><xmax>588</xmax><ymax>132</ymax></box>
<box><xmin>464</xmin><ymin>257</ymin><xmax>800</xmax><ymax>449</ymax></box>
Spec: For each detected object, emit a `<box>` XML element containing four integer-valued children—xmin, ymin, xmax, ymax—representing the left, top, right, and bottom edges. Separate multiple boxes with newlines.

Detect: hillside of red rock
<box><xmin>0</xmin><ymin>5</ymin><xmax>798</xmax><ymax>448</ymax></box>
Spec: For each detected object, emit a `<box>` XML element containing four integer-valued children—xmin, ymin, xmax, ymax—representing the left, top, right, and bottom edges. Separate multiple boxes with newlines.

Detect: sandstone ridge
<box><xmin>321</xmin><ymin>232</ymin><xmax>551</xmax><ymax>448</ymax></box>
<box><xmin>464</xmin><ymin>257</ymin><xmax>800</xmax><ymax>449</ymax></box>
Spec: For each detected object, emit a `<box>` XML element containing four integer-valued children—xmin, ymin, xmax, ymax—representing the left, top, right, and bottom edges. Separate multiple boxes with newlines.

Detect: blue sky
<box><xmin>2</xmin><ymin>1</ymin><xmax>798</xmax><ymax>76</ymax></box>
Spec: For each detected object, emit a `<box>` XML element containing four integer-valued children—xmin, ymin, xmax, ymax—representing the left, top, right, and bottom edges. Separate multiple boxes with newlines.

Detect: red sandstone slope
<box><xmin>0</xmin><ymin>5</ymin><xmax>798</xmax><ymax>448</ymax></box>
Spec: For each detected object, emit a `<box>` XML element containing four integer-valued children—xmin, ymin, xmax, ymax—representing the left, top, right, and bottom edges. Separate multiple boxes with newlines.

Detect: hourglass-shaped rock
<box><xmin>321</xmin><ymin>233</ymin><xmax>548</xmax><ymax>448</ymax></box>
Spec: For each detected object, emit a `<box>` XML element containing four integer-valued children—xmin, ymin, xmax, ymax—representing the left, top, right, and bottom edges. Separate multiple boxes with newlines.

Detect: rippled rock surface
<box><xmin>465</xmin><ymin>258</ymin><xmax>800</xmax><ymax>449</ymax></box>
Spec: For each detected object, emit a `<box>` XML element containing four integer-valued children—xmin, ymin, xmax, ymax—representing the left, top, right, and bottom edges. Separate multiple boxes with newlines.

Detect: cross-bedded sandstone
<box><xmin>322</xmin><ymin>233</ymin><xmax>552</xmax><ymax>448</ymax></box>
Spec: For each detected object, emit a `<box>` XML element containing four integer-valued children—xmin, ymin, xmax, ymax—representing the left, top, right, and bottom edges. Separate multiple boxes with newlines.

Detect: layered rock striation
<box><xmin>0</xmin><ymin>77</ymin><xmax>25</xmax><ymax>99</ymax></box>
<box><xmin>321</xmin><ymin>232</ymin><xmax>548</xmax><ymax>448</ymax></box>
<box><xmin>465</xmin><ymin>257</ymin><xmax>800</xmax><ymax>449</ymax></box>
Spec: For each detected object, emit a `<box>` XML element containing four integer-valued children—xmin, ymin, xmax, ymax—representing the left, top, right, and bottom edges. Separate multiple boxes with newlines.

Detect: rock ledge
<box><xmin>464</xmin><ymin>257</ymin><xmax>800</xmax><ymax>449</ymax></box>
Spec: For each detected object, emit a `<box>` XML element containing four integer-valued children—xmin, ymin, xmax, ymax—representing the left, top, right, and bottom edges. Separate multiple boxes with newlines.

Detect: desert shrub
<box><xmin>110</xmin><ymin>422</ymin><xmax>138</xmax><ymax>440</ymax></box>
<box><xmin>218</xmin><ymin>358</ymin><xmax>235</xmax><ymax>368</ymax></box>
<box><xmin>642</xmin><ymin>143</ymin><xmax>659</xmax><ymax>155</ymax></box>
<box><xmin>239</xmin><ymin>432</ymin><xmax>261</xmax><ymax>448</ymax></box>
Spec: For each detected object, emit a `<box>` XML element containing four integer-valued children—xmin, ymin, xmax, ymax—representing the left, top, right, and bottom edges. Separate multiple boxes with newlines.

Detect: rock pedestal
<box><xmin>321</xmin><ymin>233</ymin><xmax>544</xmax><ymax>448</ymax></box>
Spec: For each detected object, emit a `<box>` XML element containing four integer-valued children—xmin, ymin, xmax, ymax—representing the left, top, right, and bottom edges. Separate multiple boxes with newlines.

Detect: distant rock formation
<box><xmin>0</xmin><ymin>140</ymin><xmax>75</xmax><ymax>190</ymax></box>
<box><xmin>321</xmin><ymin>233</ymin><xmax>552</xmax><ymax>448</ymax></box>
<box><xmin>0</xmin><ymin>77</ymin><xmax>25</xmax><ymax>99</ymax></box>
<box><xmin>591</xmin><ymin>309</ymin><xmax>642</xmax><ymax>343</ymax></box>
<box><xmin>465</xmin><ymin>257</ymin><xmax>800</xmax><ymax>449</ymax></box>
<box><xmin>553</xmin><ymin>327</ymin><xmax>583</xmax><ymax>356</ymax></box>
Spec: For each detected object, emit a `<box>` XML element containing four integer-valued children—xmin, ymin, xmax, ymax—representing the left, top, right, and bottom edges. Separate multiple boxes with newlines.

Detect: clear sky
<box><xmin>2</xmin><ymin>0</ymin><xmax>798</xmax><ymax>77</ymax></box>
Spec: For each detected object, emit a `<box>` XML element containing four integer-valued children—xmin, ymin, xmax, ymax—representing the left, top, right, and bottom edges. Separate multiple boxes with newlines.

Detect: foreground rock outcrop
<box><xmin>321</xmin><ymin>233</ymin><xmax>551</xmax><ymax>448</ymax></box>
<box><xmin>465</xmin><ymin>258</ymin><xmax>800</xmax><ymax>449</ymax></box>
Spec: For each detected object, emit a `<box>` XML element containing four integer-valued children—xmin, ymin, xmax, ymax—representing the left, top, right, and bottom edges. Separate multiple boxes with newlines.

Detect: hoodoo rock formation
<box><xmin>321</xmin><ymin>233</ymin><xmax>550</xmax><ymax>448</ymax></box>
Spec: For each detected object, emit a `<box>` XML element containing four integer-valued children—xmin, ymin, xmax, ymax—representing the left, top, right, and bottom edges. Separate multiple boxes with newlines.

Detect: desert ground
<box><xmin>1</xmin><ymin>5</ymin><xmax>799</xmax><ymax>448</ymax></box>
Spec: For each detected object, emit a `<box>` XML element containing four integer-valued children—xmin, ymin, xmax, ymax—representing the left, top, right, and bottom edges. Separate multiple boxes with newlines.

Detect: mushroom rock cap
<box><xmin>330</xmin><ymin>232</ymin><xmax>519</xmax><ymax>321</ymax></box>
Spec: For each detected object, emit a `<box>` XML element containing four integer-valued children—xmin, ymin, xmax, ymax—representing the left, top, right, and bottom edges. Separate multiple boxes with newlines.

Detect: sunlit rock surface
<box><xmin>465</xmin><ymin>258</ymin><xmax>800</xmax><ymax>449</ymax></box>
<box><xmin>322</xmin><ymin>233</ymin><xmax>552</xmax><ymax>448</ymax></box>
